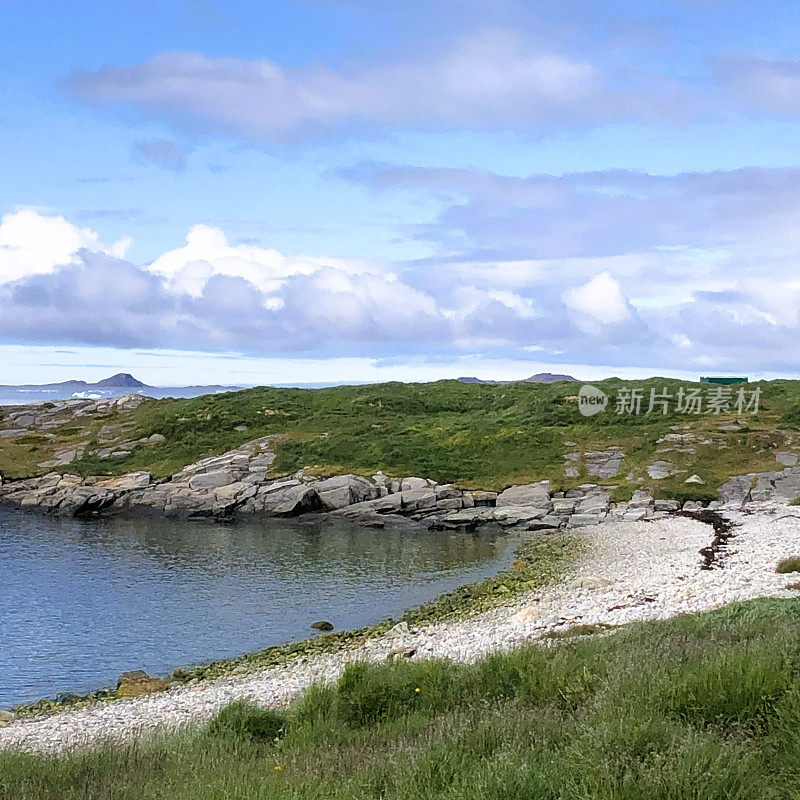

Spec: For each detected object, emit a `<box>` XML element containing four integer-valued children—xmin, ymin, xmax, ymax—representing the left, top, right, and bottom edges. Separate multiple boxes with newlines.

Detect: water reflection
<box><xmin>0</xmin><ymin>511</ymin><xmax>514</xmax><ymax>707</ymax></box>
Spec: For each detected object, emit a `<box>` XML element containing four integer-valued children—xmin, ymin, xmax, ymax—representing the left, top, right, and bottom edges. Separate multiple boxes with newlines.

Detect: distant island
<box><xmin>3</xmin><ymin>373</ymin><xmax>147</xmax><ymax>391</ymax></box>
<box><xmin>0</xmin><ymin>373</ymin><xmax>243</xmax><ymax>405</ymax></box>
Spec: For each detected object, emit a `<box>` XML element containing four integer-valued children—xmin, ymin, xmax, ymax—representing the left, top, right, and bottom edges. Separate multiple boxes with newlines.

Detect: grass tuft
<box><xmin>205</xmin><ymin>701</ymin><xmax>286</xmax><ymax>743</ymax></box>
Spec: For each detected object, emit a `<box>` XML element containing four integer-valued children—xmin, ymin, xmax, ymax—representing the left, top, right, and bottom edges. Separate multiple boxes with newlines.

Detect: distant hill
<box><xmin>457</xmin><ymin>373</ymin><xmax>578</xmax><ymax>385</ymax></box>
<box><xmin>2</xmin><ymin>373</ymin><xmax>151</xmax><ymax>390</ymax></box>
<box><xmin>0</xmin><ymin>374</ymin><xmax>243</xmax><ymax>405</ymax></box>
<box><xmin>524</xmin><ymin>372</ymin><xmax>578</xmax><ymax>384</ymax></box>
<box><xmin>94</xmin><ymin>373</ymin><xmax>146</xmax><ymax>388</ymax></box>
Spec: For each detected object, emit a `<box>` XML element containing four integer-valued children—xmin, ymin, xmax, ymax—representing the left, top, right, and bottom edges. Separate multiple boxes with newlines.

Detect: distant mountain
<box><xmin>523</xmin><ymin>372</ymin><xmax>578</xmax><ymax>384</ymax></box>
<box><xmin>94</xmin><ymin>373</ymin><xmax>146</xmax><ymax>388</ymax></box>
<box><xmin>2</xmin><ymin>374</ymin><xmax>150</xmax><ymax>390</ymax></box>
<box><xmin>0</xmin><ymin>374</ymin><xmax>244</xmax><ymax>405</ymax></box>
<box><xmin>457</xmin><ymin>372</ymin><xmax>578</xmax><ymax>385</ymax></box>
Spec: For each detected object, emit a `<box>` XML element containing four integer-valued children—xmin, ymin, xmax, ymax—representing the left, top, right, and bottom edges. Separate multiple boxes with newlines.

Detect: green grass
<box><xmin>6</xmin><ymin>597</ymin><xmax>800</xmax><ymax>799</ymax></box>
<box><xmin>1</xmin><ymin>377</ymin><xmax>798</xmax><ymax>493</ymax></box>
<box><xmin>777</xmin><ymin>557</ymin><xmax>800</xmax><ymax>574</ymax></box>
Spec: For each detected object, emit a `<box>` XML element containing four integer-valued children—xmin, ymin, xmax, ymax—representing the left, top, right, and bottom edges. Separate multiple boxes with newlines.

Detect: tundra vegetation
<box><xmin>1</xmin><ymin>379</ymin><xmax>798</xmax><ymax>504</ymax></box>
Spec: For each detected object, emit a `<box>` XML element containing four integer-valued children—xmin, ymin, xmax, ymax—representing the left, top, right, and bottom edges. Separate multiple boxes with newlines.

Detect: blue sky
<box><xmin>4</xmin><ymin>0</ymin><xmax>800</xmax><ymax>384</ymax></box>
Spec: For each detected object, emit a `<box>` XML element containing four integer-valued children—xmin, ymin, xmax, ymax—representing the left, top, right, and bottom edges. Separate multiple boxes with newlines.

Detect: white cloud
<box><xmin>0</xmin><ymin>209</ymin><xmax>129</xmax><ymax>284</ymax></box>
<box><xmin>68</xmin><ymin>31</ymin><xmax>661</xmax><ymax>142</ymax></box>
<box><xmin>148</xmin><ymin>223</ymin><xmax>380</xmax><ymax>297</ymax></box>
<box><xmin>562</xmin><ymin>272</ymin><xmax>631</xmax><ymax>327</ymax></box>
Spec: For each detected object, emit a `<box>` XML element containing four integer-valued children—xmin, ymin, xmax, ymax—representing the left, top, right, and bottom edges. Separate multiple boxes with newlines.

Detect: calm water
<box><xmin>0</xmin><ymin>510</ymin><xmax>515</xmax><ymax>708</ymax></box>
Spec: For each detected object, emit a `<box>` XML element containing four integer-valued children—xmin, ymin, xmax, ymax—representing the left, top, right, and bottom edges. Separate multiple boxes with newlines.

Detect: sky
<box><xmin>4</xmin><ymin>0</ymin><xmax>800</xmax><ymax>385</ymax></box>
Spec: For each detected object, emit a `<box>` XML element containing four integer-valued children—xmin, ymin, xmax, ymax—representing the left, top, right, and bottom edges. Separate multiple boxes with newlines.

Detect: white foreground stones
<box><xmin>3</xmin><ymin>503</ymin><xmax>800</xmax><ymax>755</ymax></box>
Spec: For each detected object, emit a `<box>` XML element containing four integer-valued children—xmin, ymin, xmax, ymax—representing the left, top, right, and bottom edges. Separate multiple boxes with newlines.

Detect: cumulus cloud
<box><xmin>148</xmin><ymin>223</ymin><xmax>379</xmax><ymax>296</ymax></box>
<box><xmin>0</xmin><ymin>209</ymin><xmax>130</xmax><ymax>284</ymax></box>
<box><xmin>563</xmin><ymin>272</ymin><xmax>632</xmax><ymax>328</ymax></box>
<box><xmin>6</xmin><ymin>192</ymin><xmax>800</xmax><ymax>373</ymax></box>
<box><xmin>68</xmin><ymin>31</ymin><xmax>684</xmax><ymax>142</ymax></box>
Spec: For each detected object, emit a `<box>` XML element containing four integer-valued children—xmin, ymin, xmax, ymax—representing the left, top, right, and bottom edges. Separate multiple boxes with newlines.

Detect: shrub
<box><xmin>205</xmin><ymin>701</ymin><xmax>285</xmax><ymax>742</ymax></box>
<box><xmin>777</xmin><ymin>557</ymin><xmax>800</xmax><ymax>574</ymax></box>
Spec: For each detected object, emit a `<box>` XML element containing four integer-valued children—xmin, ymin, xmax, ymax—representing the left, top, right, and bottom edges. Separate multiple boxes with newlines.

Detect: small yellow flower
<box><xmin>274</xmin><ymin>765</ymin><xmax>282</xmax><ymax>771</ymax></box>
<box><xmin>414</xmin><ymin>687</ymin><xmax>420</xmax><ymax>693</ymax></box>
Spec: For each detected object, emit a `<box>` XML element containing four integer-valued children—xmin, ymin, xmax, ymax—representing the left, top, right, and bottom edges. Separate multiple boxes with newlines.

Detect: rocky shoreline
<box><xmin>2</xmin><ymin>433</ymin><xmax>797</xmax><ymax>532</ymax></box>
<box><xmin>3</xmin><ymin>393</ymin><xmax>800</xmax><ymax>529</ymax></box>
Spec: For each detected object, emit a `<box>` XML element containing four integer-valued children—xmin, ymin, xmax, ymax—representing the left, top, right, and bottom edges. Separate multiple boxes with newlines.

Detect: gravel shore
<box><xmin>3</xmin><ymin>503</ymin><xmax>800</xmax><ymax>755</ymax></box>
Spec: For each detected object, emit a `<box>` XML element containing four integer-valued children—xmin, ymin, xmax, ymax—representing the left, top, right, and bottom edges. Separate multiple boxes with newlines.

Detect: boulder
<box><xmin>315</xmin><ymin>474</ymin><xmax>376</xmax><ymax>510</ymax></box>
<box><xmin>495</xmin><ymin>481</ymin><xmax>551</xmax><ymax>508</ymax></box>
<box><xmin>104</xmin><ymin>472</ymin><xmax>152</xmax><ymax>491</ymax></box>
<box><xmin>470</xmin><ymin>491</ymin><xmax>497</xmax><ymax>506</ymax></box>
<box><xmin>492</xmin><ymin>506</ymin><xmax>549</xmax><ymax>525</ymax></box>
<box><xmin>188</xmin><ymin>469</ymin><xmax>236</xmax><ymax>491</ymax></box>
<box><xmin>778</xmin><ymin>451</ymin><xmax>799</xmax><ymax>467</ymax></box>
<box><xmin>310</xmin><ymin>620</ymin><xmax>334</xmax><ymax>631</ymax></box>
<box><xmin>717</xmin><ymin>474</ymin><xmax>753</xmax><ymax>506</ymax></box>
<box><xmin>400</xmin><ymin>487</ymin><xmax>437</xmax><ymax>510</ymax></box>
<box><xmin>551</xmin><ymin>498</ymin><xmax>577</xmax><ymax>515</ymax></box>
<box><xmin>117</xmin><ymin>670</ymin><xmax>168</xmax><ymax>698</ymax></box>
<box><xmin>254</xmin><ymin>483</ymin><xmax>322</xmax><ymax>516</ymax></box>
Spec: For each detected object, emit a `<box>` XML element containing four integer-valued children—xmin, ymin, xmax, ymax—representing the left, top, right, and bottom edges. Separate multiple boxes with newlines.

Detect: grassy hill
<box><xmin>2</xmin><ymin>378</ymin><xmax>800</xmax><ymax>499</ymax></box>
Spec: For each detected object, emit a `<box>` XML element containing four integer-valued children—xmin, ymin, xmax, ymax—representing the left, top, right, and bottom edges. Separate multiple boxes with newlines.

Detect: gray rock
<box><xmin>584</xmin><ymin>449</ymin><xmax>624</xmax><ymax>478</ymax></box>
<box><xmin>400</xmin><ymin>488</ymin><xmax>437</xmax><ymax>510</ymax></box>
<box><xmin>647</xmin><ymin>461</ymin><xmax>674</xmax><ymax>480</ymax></box>
<box><xmin>315</xmin><ymin>474</ymin><xmax>377</xmax><ymax>510</ymax></box>
<box><xmin>777</xmin><ymin>451</ymin><xmax>799</xmax><ymax>467</ymax></box>
<box><xmin>188</xmin><ymin>469</ymin><xmax>236</xmax><ymax>491</ymax></box>
<box><xmin>470</xmin><ymin>491</ymin><xmax>497</xmax><ymax>506</ymax></box>
<box><xmin>493</xmin><ymin>505</ymin><xmax>550</xmax><ymax>525</ymax></box>
<box><xmin>552</xmin><ymin>498</ymin><xmax>577</xmax><ymax>515</ymax></box>
<box><xmin>654</xmin><ymin>499</ymin><xmax>680</xmax><ymax>512</ymax></box>
<box><xmin>400</xmin><ymin>477</ymin><xmax>435</xmax><ymax>491</ymax></box>
<box><xmin>717</xmin><ymin>475</ymin><xmax>753</xmax><ymax>506</ymax></box>
<box><xmin>496</xmin><ymin>481</ymin><xmax>550</xmax><ymax>508</ymax></box>
<box><xmin>685</xmin><ymin>474</ymin><xmax>705</xmax><ymax>485</ymax></box>
<box><xmin>540</xmin><ymin>514</ymin><xmax>564</xmax><ymax>528</ymax></box>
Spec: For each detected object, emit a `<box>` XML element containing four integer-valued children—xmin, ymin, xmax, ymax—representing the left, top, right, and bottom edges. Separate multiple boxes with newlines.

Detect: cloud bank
<box><xmin>4</xmin><ymin>165</ymin><xmax>800</xmax><ymax>375</ymax></box>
